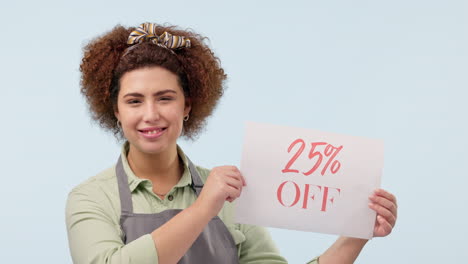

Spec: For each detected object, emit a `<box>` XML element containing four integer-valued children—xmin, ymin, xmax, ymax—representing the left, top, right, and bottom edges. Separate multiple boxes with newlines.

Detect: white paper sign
<box><xmin>235</xmin><ymin>122</ymin><xmax>384</xmax><ymax>239</ymax></box>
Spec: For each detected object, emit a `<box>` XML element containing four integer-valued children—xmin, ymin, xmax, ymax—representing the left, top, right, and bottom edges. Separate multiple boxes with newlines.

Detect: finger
<box><xmin>225</xmin><ymin>170</ymin><xmax>242</xmax><ymax>180</ymax></box>
<box><xmin>369</xmin><ymin>194</ymin><xmax>398</xmax><ymax>217</ymax></box>
<box><xmin>224</xmin><ymin>171</ymin><xmax>245</xmax><ymax>185</ymax></box>
<box><xmin>225</xmin><ymin>166</ymin><xmax>247</xmax><ymax>186</ymax></box>
<box><xmin>211</xmin><ymin>166</ymin><xmax>239</xmax><ymax>177</ymax></box>
<box><xmin>225</xmin><ymin>185</ymin><xmax>242</xmax><ymax>201</ymax></box>
<box><xmin>369</xmin><ymin>202</ymin><xmax>396</xmax><ymax>227</ymax></box>
<box><xmin>227</xmin><ymin>167</ymin><xmax>246</xmax><ymax>186</ymax></box>
<box><xmin>225</xmin><ymin>176</ymin><xmax>243</xmax><ymax>192</ymax></box>
<box><xmin>222</xmin><ymin>165</ymin><xmax>241</xmax><ymax>173</ymax></box>
<box><xmin>375</xmin><ymin>215</ymin><xmax>393</xmax><ymax>236</ymax></box>
<box><xmin>217</xmin><ymin>181</ymin><xmax>241</xmax><ymax>202</ymax></box>
<box><xmin>374</xmin><ymin>189</ymin><xmax>397</xmax><ymax>206</ymax></box>
<box><xmin>240</xmin><ymin>173</ymin><xmax>246</xmax><ymax>186</ymax></box>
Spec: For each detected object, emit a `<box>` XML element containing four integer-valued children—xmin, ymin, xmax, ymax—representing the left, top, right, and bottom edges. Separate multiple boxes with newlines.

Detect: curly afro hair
<box><xmin>80</xmin><ymin>23</ymin><xmax>227</xmax><ymax>140</ymax></box>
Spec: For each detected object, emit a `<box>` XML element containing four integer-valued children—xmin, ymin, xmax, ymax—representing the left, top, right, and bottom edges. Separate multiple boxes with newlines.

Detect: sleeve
<box><xmin>238</xmin><ymin>224</ymin><xmax>287</xmax><ymax>264</ymax></box>
<box><xmin>238</xmin><ymin>224</ymin><xmax>320</xmax><ymax>264</ymax></box>
<box><xmin>65</xmin><ymin>186</ymin><xmax>159</xmax><ymax>264</ymax></box>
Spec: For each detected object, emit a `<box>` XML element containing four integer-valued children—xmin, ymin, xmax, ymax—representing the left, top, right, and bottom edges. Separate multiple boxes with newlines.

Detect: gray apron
<box><xmin>116</xmin><ymin>156</ymin><xmax>239</xmax><ymax>264</ymax></box>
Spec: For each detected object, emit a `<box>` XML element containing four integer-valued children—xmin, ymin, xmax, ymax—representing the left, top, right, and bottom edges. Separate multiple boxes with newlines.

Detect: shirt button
<box><xmin>167</xmin><ymin>195</ymin><xmax>174</xmax><ymax>201</ymax></box>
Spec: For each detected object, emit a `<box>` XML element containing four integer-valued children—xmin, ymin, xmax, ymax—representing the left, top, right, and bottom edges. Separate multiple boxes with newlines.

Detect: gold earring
<box><xmin>183</xmin><ymin>115</ymin><xmax>189</xmax><ymax>122</ymax></box>
<box><xmin>116</xmin><ymin>120</ymin><xmax>122</xmax><ymax>128</ymax></box>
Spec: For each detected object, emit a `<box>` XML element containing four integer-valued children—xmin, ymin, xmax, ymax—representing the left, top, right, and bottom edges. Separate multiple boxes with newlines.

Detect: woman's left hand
<box><xmin>368</xmin><ymin>189</ymin><xmax>398</xmax><ymax>237</ymax></box>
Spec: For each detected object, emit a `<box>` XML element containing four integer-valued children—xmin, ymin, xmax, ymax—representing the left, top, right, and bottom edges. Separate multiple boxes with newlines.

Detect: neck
<box><xmin>126</xmin><ymin>144</ymin><xmax>182</xmax><ymax>188</ymax></box>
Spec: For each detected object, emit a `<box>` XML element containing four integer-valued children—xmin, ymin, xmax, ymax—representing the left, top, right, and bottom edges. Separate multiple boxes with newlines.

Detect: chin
<box><xmin>137</xmin><ymin>143</ymin><xmax>168</xmax><ymax>155</ymax></box>
<box><xmin>133</xmin><ymin>137</ymin><xmax>177</xmax><ymax>156</ymax></box>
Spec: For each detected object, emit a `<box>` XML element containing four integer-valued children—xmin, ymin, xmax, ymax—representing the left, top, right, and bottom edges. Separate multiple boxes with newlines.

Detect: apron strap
<box><xmin>187</xmin><ymin>158</ymin><xmax>204</xmax><ymax>196</ymax></box>
<box><xmin>116</xmin><ymin>156</ymin><xmax>134</xmax><ymax>214</ymax></box>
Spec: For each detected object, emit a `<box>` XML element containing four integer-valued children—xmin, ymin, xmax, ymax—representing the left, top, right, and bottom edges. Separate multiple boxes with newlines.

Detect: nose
<box><xmin>142</xmin><ymin>102</ymin><xmax>160</xmax><ymax>123</ymax></box>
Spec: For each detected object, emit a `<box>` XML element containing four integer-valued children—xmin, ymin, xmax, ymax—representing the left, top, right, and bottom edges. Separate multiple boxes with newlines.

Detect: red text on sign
<box><xmin>276</xmin><ymin>181</ymin><xmax>341</xmax><ymax>212</ymax></box>
<box><xmin>281</xmin><ymin>139</ymin><xmax>343</xmax><ymax>176</ymax></box>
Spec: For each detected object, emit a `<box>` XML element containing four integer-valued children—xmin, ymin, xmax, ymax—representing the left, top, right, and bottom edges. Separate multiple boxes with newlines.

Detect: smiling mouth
<box><xmin>139</xmin><ymin>128</ymin><xmax>166</xmax><ymax>134</ymax></box>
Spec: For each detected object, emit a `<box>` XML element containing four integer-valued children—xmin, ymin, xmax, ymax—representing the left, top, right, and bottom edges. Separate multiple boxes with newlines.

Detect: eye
<box><xmin>160</xmin><ymin>96</ymin><xmax>174</xmax><ymax>101</ymax></box>
<box><xmin>127</xmin><ymin>99</ymin><xmax>141</xmax><ymax>104</ymax></box>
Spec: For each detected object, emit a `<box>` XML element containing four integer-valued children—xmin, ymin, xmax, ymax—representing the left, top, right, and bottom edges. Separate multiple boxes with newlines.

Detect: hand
<box><xmin>368</xmin><ymin>189</ymin><xmax>397</xmax><ymax>237</ymax></box>
<box><xmin>196</xmin><ymin>166</ymin><xmax>246</xmax><ymax>218</ymax></box>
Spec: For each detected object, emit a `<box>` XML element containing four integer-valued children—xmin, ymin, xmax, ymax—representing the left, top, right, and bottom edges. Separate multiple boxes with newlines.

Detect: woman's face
<box><xmin>115</xmin><ymin>66</ymin><xmax>191</xmax><ymax>156</ymax></box>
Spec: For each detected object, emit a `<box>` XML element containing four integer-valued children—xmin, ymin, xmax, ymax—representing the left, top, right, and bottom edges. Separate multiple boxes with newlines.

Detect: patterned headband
<box><xmin>127</xmin><ymin>22</ymin><xmax>191</xmax><ymax>49</ymax></box>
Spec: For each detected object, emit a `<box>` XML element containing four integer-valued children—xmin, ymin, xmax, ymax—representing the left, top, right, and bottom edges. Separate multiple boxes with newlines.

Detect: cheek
<box><xmin>119</xmin><ymin>110</ymin><xmax>140</xmax><ymax>128</ymax></box>
<box><xmin>167</xmin><ymin>109</ymin><xmax>185</xmax><ymax>124</ymax></box>
<box><xmin>166</xmin><ymin>102</ymin><xmax>186</xmax><ymax>118</ymax></box>
<box><xmin>164</xmin><ymin>108</ymin><xmax>185</xmax><ymax>130</ymax></box>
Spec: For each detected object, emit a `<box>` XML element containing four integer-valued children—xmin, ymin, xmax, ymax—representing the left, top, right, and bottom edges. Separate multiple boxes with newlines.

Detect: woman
<box><xmin>66</xmin><ymin>22</ymin><xmax>398</xmax><ymax>264</ymax></box>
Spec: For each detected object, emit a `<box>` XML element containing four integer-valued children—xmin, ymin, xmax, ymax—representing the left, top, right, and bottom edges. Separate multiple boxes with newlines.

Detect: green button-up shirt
<box><xmin>66</xmin><ymin>143</ymin><xmax>319</xmax><ymax>263</ymax></box>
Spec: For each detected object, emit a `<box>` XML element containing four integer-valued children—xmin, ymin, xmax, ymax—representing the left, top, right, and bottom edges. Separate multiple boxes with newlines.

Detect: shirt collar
<box><xmin>120</xmin><ymin>141</ymin><xmax>193</xmax><ymax>192</ymax></box>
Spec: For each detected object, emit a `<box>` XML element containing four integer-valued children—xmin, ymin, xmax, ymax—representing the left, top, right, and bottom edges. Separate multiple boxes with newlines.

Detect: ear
<box><xmin>184</xmin><ymin>97</ymin><xmax>192</xmax><ymax>116</ymax></box>
<box><xmin>114</xmin><ymin>107</ymin><xmax>120</xmax><ymax>122</ymax></box>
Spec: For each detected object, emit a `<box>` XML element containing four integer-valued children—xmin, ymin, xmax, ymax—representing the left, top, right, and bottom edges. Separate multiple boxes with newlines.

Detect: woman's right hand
<box><xmin>195</xmin><ymin>166</ymin><xmax>246</xmax><ymax>218</ymax></box>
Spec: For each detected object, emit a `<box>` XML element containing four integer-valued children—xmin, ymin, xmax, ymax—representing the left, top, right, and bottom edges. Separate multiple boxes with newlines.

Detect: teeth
<box><xmin>145</xmin><ymin>129</ymin><xmax>160</xmax><ymax>134</ymax></box>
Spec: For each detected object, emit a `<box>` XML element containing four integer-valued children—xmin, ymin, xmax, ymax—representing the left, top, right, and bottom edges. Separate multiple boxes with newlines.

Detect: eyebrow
<box><xmin>123</xmin><ymin>89</ymin><xmax>177</xmax><ymax>98</ymax></box>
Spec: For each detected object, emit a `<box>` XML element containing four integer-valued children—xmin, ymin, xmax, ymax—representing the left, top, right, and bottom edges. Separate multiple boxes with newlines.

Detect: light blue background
<box><xmin>1</xmin><ymin>0</ymin><xmax>466</xmax><ymax>263</ymax></box>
